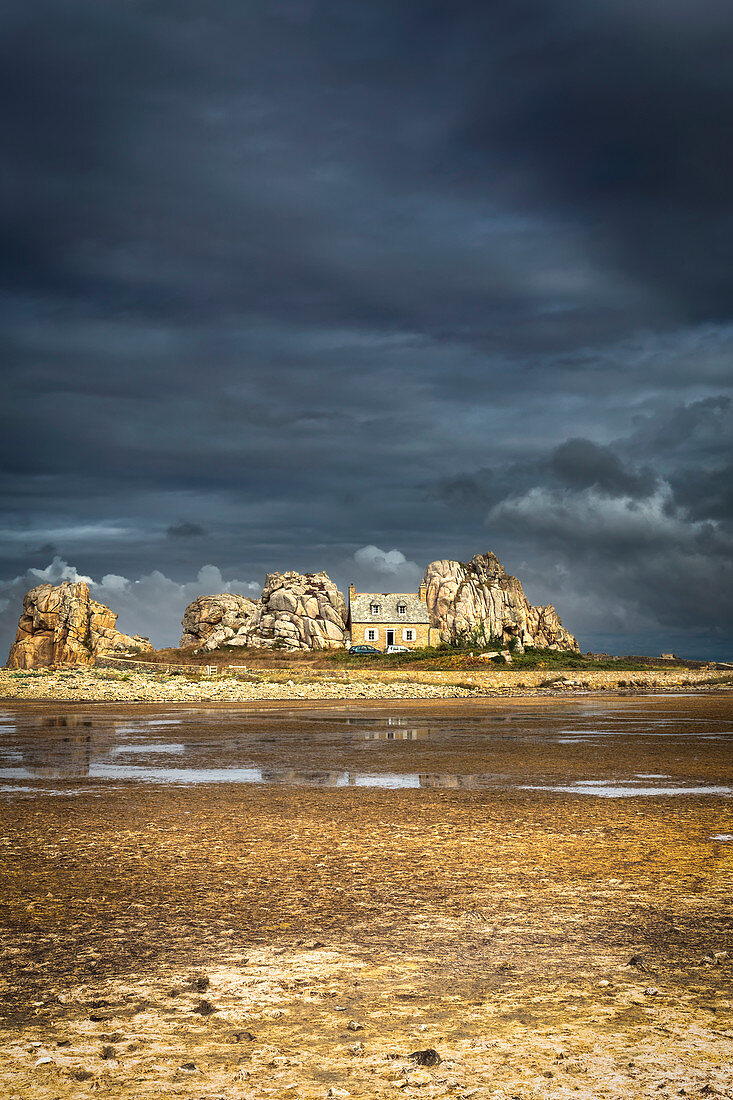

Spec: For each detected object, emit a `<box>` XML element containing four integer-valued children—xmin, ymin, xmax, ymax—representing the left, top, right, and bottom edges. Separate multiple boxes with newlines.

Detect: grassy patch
<box><xmin>329</xmin><ymin>646</ymin><xmax>661</xmax><ymax>673</ymax></box>
<box><xmin>113</xmin><ymin>642</ymin><xmax>697</xmax><ymax>675</ymax></box>
<box><xmin>507</xmin><ymin>650</ymin><xmax>659</xmax><ymax>672</ymax></box>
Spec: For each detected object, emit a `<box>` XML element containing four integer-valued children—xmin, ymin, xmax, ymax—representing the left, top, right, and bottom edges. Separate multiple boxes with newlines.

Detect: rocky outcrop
<box><xmin>183</xmin><ymin>572</ymin><xmax>348</xmax><ymax>652</ymax></box>
<box><xmin>6</xmin><ymin>582</ymin><xmax>153</xmax><ymax>669</ymax></box>
<box><xmin>179</xmin><ymin>593</ymin><xmax>257</xmax><ymax>651</ymax></box>
<box><xmin>243</xmin><ymin>571</ymin><xmax>347</xmax><ymax>650</ymax></box>
<box><xmin>423</xmin><ymin>553</ymin><xmax>579</xmax><ymax>651</ymax></box>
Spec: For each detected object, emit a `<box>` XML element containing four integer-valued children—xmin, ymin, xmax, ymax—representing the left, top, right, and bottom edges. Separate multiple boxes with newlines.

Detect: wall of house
<box><xmin>350</xmin><ymin>622</ymin><xmax>440</xmax><ymax>648</ymax></box>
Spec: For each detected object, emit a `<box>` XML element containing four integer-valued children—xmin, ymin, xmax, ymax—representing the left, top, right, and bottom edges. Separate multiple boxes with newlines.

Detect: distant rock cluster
<box><xmin>179</xmin><ymin>555</ymin><xmax>576</xmax><ymax>655</ymax></box>
<box><xmin>424</xmin><ymin>552</ymin><xmax>579</xmax><ymax>652</ymax></box>
<box><xmin>180</xmin><ymin>571</ymin><xmax>348</xmax><ymax>652</ymax></box>
<box><xmin>6</xmin><ymin>582</ymin><xmax>153</xmax><ymax>669</ymax></box>
<box><xmin>6</xmin><ymin>551</ymin><xmax>579</xmax><ymax>667</ymax></box>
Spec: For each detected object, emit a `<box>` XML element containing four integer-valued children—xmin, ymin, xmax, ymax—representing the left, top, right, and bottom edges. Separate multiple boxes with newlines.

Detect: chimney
<box><xmin>418</xmin><ymin>583</ymin><xmax>427</xmax><ymax>602</ymax></box>
<box><xmin>348</xmin><ymin>583</ymin><xmax>356</xmax><ymax>603</ymax></box>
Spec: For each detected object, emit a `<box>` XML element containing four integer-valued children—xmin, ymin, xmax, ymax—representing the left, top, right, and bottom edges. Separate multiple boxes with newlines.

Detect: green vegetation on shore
<box><xmin>331</xmin><ymin>646</ymin><xmax>688</xmax><ymax>672</ymax></box>
<box><xmin>118</xmin><ymin>642</ymin><xmax>695</xmax><ymax>674</ymax></box>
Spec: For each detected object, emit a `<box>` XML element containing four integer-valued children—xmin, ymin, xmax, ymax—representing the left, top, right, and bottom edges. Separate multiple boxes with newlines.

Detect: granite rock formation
<box><xmin>244</xmin><ymin>571</ymin><xmax>347</xmax><ymax>650</ymax></box>
<box><xmin>6</xmin><ymin>582</ymin><xmax>153</xmax><ymax>669</ymax></box>
<box><xmin>423</xmin><ymin>553</ymin><xmax>579</xmax><ymax>651</ymax></box>
<box><xmin>179</xmin><ymin>593</ymin><xmax>257</xmax><ymax>651</ymax></box>
<box><xmin>183</xmin><ymin>571</ymin><xmax>348</xmax><ymax>652</ymax></box>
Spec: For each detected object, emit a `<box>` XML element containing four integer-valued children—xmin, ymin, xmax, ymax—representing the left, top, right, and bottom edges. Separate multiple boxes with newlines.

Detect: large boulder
<box><xmin>6</xmin><ymin>582</ymin><xmax>153</xmax><ymax>669</ymax></box>
<box><xmin>423</xmin><ymin>553</ymin><xmax>579</xmax><ymax>651</ymax></box>
<box><xmin>179</xmin><ymin>593</ymin><xmax>258</xmax><ymax>651</ymax></box>
<box><xmin>243</xmin><ymin>571</ymin><xmax>347</xmax><ymax>650</ymax></box>
<box><xmin>187</xmin><ymin>571</ymin><xmax>348</xmax><ymax>652</ymax></box>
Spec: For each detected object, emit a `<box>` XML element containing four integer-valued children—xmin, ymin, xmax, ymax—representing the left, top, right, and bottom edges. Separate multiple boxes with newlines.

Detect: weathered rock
<box><xmin>423</xmin><ymin>553</ymin><xmax>579</xmax><ymax>651</ymax></box>
<box><xmin>6</xmin><ymin>582</ymin><xmax>153</xmax><ymax>669</ymax></box>
<box><xmin>179</xmin><ymin>594</ymin><xmax>257</xmax><ymax>650</ymax></box>
<box><xmin>409</xmin><ymin>1049</ymin><xmax>442</xmax><ymax>1067</ymax></box>
<box><xmin>181</xmin><ymin>572</ymin><xmax>348</xmax><ymax>652</ymax></box>
<box><xmin>237</xmin><ymin>571</ymin><xmax>348</xmax><ymax>651</ymax></box>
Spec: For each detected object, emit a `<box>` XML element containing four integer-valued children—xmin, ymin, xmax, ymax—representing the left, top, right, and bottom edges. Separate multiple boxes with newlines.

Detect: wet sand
<box><xmin>0</xmin><ymin>697</ymin><xmax>731</xmax><ymax>1098</ymax></box>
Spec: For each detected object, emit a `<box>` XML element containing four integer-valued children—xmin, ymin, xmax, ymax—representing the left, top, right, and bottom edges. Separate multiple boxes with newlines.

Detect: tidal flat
<box><xmin>0</xmin><ymin>696</ymin><xmax>731</xmax><ymax>1099</ymax></box>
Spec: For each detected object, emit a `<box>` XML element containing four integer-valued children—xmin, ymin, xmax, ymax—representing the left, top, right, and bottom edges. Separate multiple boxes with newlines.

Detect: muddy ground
<box><xmin>0</xmin><ymin>701</ymin><xmax>731</xmax><ymax>1099</ymax></box>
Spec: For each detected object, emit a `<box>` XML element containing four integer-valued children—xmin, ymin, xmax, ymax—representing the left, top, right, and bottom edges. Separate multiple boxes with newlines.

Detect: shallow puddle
<box><xmin>0</xmin><ymin>695</ymin><xmax>730</xmax><ymax>795</ymax></box>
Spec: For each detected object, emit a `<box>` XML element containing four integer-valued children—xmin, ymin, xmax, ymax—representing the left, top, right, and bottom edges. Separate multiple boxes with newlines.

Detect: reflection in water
<box><xmin>83</xmin><ymin>765</ymin><xmax>420</xmax><ymax>787</ymax></box>
<box><xmin>23</xmin><ymin>735</ymin><xmax>94</xmax><ymax>779</ymax></box>
<box><xmin>343</xmin><ymin>716</ymin><xmax>432</xmax><ymax>740</ymax></box>
<box><xmin>91</xmin><ymin>764</ymin><xmax>263</xmax><ymax>784</ymax></box>
<box><xmin>2</xmin><ymin>715</ymin><xmax>109</xmax><ymax>780</ymax></box>
<box><xmin>2</xmin><ymin>754</ymin><xmax>728</xmax><ymax>795</ymax></box>
<box><xmin>420</xmin><ymin>773</ymin><xmax>496</xmax><ymax>789</ymax></box>
<box><xmin>41</xmin><ymin>716</ymin><xmax>93</xmax><ymax>728</ymax></box>
<box><xmin>111</xmin><ymin>744</ymin><xmax>186</xmax><ymax>755</ymax></box>
<box><xmin>359</xmin><ymin>729</ymin><xmax>431</xmax><ymax>741</ymax></box>
<box><xmin>0</xmin><ymin>700</ymin><xmax>730</xmax><ymax>798</ymax></box>
<box><xmin>522</xmin><ymin>782</ymin><xmax>733</xmax><ymax>797</ymax></box>
<box><xmin>260</xmin><ymin>767</ymin><xmax>349</xmax><ymax>787</ymax></box>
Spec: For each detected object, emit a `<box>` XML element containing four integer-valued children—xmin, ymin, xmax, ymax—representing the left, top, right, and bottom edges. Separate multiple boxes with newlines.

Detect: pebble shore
<box><xmin>0</xmin><ymin>665</ymin><xmax>729</xmax><ymax>703</ymax></box>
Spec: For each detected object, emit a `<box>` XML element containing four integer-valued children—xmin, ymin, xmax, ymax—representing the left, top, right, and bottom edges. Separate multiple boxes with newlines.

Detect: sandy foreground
<box><xmin>0</xmin><ymin>695</ymin><xmax>731</xmax><ymax>1099</ymax></box>
<box><xmin>1</xmin><ymin>665</ymin><xmax>731</xmax><ymax>702</ymax></box>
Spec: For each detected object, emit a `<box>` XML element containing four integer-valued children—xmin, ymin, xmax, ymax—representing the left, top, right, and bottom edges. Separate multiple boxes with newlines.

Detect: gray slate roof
<box><xmin>349</xmin><ymin>592</ymin><xmax>430</xmax><ymax>624</ymax></box>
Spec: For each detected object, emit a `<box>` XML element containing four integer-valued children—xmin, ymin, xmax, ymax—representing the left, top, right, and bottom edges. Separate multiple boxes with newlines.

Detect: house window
<box><xmin>370</xmin><ymin>602</ymin><xmax>380</xmax><ymax>614</ymax></box>
<box><xmin>366</xmin><ymin>628</ymin><xmax>378</xmax><ymax>641</ymax></box>
<box><xmin>397</xmin><ymin>603</ymin><xmax>407</xmax><ymax>615</ymax></box>
<box><xmin>403</xmin><ymin>629</ymin><xmax>415</xmax><ymax>642</ymax></box>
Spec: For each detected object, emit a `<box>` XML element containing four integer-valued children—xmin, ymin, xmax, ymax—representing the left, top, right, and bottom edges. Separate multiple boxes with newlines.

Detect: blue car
<box><xmin>348</xmin><ymin>644</ymin><xmax>380</xmax><ymax>655</ymax></box>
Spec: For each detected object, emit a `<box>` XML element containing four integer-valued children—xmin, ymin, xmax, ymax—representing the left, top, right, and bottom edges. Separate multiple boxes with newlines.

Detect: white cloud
<box><xmin>97</xmin><ymin>573</ymin><xmax>129</xmax><ymax>594</ymax></box>
<box><xmin>29</xmin><ymin>558</ymin><xmax>93</xmax><ymax>585</ymax></box>
<box><xmin>351</xmin><ymin>545</ymin><xmax>423</xmax><ymax>591</ymax></box>
<box><xmin>354</xmin><ymin>545</ymin><xmax>412</xmax><ymax>574</ymax></box>
<box><xmin>488</xmin><ymin>484</ymin><xmax>722</xmax><ymax>550</ymax></box>
<box><xmin>3</xmin><ymin>525</ymin><xmax>132</xmax><ymax>543</ymax></box>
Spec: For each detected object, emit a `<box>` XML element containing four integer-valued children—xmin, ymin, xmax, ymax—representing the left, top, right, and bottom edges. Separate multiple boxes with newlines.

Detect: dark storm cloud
<box><xmin>434</xmin><ymin>470</ymin><xmax>498</xmax><ymax>512</ymax></box>
<box><xmin>669</xmin><ymin>464</ymin><xmax>733</xmax><ymax>524</ymax></box>
<box><xmin>550</xmin><ymin>439</ymin><xmax>658</xmax><ymax>499</ymax></box>
<box><xmin>627</xmin><ymin>395</ymin><xmax>733</xmax><ymax>459</ymax></box>
<box><xmin>1</xmin><ymin>1</ymin><xmax>733</xmax><ymax>658</ymax></box>
<box><xmin>166</xmin><ymin>522</ymin><xmax>206</xmax><ymax>539</ymax></box>
<box><xmin>459</xmin><ymin>0</ymin><xmax>733</xmax><ymax>320</ymax></box>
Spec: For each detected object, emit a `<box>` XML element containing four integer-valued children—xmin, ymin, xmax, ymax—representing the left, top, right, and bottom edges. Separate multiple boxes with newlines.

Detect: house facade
<box><xmin>347</xmin><ymin>583</ymin><xmax>441</xmax><ymax>649</ymax></box>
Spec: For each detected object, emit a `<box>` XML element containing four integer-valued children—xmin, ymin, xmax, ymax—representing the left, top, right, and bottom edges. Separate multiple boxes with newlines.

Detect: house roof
<box><xmin>349</xmin><ymin>592</ymin><xmax>430</xmax><ymax>624</ymax></box>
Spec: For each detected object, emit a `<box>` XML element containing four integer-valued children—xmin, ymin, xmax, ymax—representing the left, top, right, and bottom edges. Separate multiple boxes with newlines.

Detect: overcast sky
<box><xmin>2</xmin><ymin>0</ymin><xmax>732</xmax><ymax>658</ymax></box>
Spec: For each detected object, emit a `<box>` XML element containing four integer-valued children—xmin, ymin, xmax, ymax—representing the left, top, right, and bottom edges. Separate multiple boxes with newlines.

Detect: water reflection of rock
<box><xmin>259</xmin><ymin>767</ymin><xmax>349</xmax><ymax>787</ymax></box>
<box><xmin>21</xmin><ymin>716</ymin><xmax>108</xmax><ymax>779</ymax></box>
<box><xmin>419</xmin><ymin>774</ymin><xmax>491</xmax><ymax>789</ymax></box>
<box><xmin>25</xmin><ymin>737</ymin><xmax>93</xmax><ymax>778</ymax></box>
<box><xmin>40</xmin><ymin>716</ymin><xmax>93</xmax><ymax>729</ymax></box>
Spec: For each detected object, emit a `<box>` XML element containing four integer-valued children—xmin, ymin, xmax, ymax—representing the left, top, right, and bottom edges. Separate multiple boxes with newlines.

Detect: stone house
<box><xmin>347</xmin><ymin>583</ymin><xmax>441</xmax><ymax>649</ymax></box>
